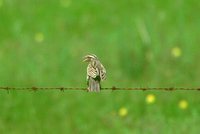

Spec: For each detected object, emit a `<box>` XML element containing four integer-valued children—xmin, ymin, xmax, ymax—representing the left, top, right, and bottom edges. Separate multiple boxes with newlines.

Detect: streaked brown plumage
<box><xmin>83</xmin><ymin>54</ymin><xmax>106</xmax><ymax>92</ymax></box>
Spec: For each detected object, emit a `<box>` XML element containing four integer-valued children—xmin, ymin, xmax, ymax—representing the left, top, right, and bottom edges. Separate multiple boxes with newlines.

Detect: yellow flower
<box><xmin>146</xmin><ymin>94</ymin><xmax>156</xmax><ymax>104</ymax></box>
<box><xmin>171</xmin><ymin>47</ymin><xmax>181</xmax><ymax>58</ymax></box>
<box><xmin>179</xmin><ymin>100</ymin><xmax>188</xmax><ymax>110</ymax></box>
<box><xmin>60</xmin><ymin>0</ymin><xmax>71</xmax><ymax>8</ymax></box>
<box><xmin>35</xmin><ymin>32</ymin><xmax>44</xmax><ymax>43</ymax></box>
<box><xmin>118</xmin><ymin>107</ymin><xmax>128</xmax><ymax>117</ymax></box>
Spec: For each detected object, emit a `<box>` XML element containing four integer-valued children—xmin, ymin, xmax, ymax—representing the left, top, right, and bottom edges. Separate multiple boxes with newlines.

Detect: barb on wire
<box><xmin>0</xmin><ymin>86</ymin><xmax>200</xmax><ymax>92</ymax></box>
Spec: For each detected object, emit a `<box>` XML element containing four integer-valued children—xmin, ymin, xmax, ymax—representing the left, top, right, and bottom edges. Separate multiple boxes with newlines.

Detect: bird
<box><xmin>83</xmin><ymin>54</ymin><xmax>106</xmax><ymax>92</ymax></box>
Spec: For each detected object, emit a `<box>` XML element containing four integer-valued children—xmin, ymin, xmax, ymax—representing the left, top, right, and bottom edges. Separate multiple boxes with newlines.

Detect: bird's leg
<box><xmin>87</xmin><ymin>79</ymin><xmax>89</xmax><ymax>92</ymax></box>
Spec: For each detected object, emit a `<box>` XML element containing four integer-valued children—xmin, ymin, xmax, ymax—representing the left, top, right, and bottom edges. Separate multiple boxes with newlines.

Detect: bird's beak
<box><xmin>82</xmin><ymin>59</ymin><xmax>87</xmax><ymax>62</ymax></box>
<box><xmin>82</xmin><ymin>56</ymin><xmax>89</xmax><ymax>62</ymax></box>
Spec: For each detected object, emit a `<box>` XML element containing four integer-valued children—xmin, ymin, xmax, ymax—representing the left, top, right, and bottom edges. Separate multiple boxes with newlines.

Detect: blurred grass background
<box><xmin>0</xmin><ymin>0</ymin><xmax>200</xmax><ymax>133</ymax></box>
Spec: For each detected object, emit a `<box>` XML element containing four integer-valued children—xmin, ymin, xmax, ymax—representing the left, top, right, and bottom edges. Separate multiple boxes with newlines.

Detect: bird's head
<box><xmin>82</xmin><ymin>54</ymin><xmax>98</xmax><ymax>62</ymax></box>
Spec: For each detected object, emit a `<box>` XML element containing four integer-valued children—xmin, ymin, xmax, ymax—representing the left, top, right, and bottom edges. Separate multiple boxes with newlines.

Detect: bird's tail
<box><xmin>88</xmin><ymin>77</ymin><xmax>100</xmax><ymax>92</ymax></box>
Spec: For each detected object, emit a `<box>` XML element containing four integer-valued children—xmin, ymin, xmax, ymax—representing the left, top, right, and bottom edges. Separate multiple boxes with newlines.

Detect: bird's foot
<box><xmin>87</xmin><ymin>87</ymin><xmax>90</xmax><ymax>92</ymax></box>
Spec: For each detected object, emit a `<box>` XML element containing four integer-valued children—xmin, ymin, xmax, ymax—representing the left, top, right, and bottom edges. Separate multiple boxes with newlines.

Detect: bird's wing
<box><xmin>87</xmin><ymin>64</ymin><xmax>99</xmax><ymax>79</ymax></box>
<box><xmin>99</xmin><ymin>64</ymin><xmax>106</xmax><ymax>81</ymax></box>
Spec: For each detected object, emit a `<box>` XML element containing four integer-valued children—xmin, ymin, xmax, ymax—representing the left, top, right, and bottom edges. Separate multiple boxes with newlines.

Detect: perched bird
<box><xmin>83</xmin><ymin>54</ymin><xmax>106</xmax><ymax>92</ymax></box>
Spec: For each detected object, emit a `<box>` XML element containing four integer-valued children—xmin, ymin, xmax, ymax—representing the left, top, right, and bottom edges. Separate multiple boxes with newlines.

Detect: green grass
<box><xmin>0</xmin><ymin>0</ymin><xmax>200</xmax><ymax>133</ymax></box>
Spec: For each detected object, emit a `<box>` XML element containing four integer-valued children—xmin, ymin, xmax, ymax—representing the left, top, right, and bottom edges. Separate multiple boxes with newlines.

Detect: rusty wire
<box><xmin>0</xmin><ymin>86</ymin><xmax>200</xmax><ymax>92</ymax></box>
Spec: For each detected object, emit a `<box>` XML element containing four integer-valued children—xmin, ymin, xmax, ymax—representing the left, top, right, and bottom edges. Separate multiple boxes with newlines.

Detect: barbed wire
<box><xmin>0</xmin><ymin>86</ymin><xmax>200</xmax><ymax>92</ymax></box>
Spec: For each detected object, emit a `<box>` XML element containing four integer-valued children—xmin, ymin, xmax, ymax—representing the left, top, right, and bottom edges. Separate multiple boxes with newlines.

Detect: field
<box><xmin>0</xmin><ymin>0</ymin><xmax>200</xmax><ymax>133</ymax></box>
